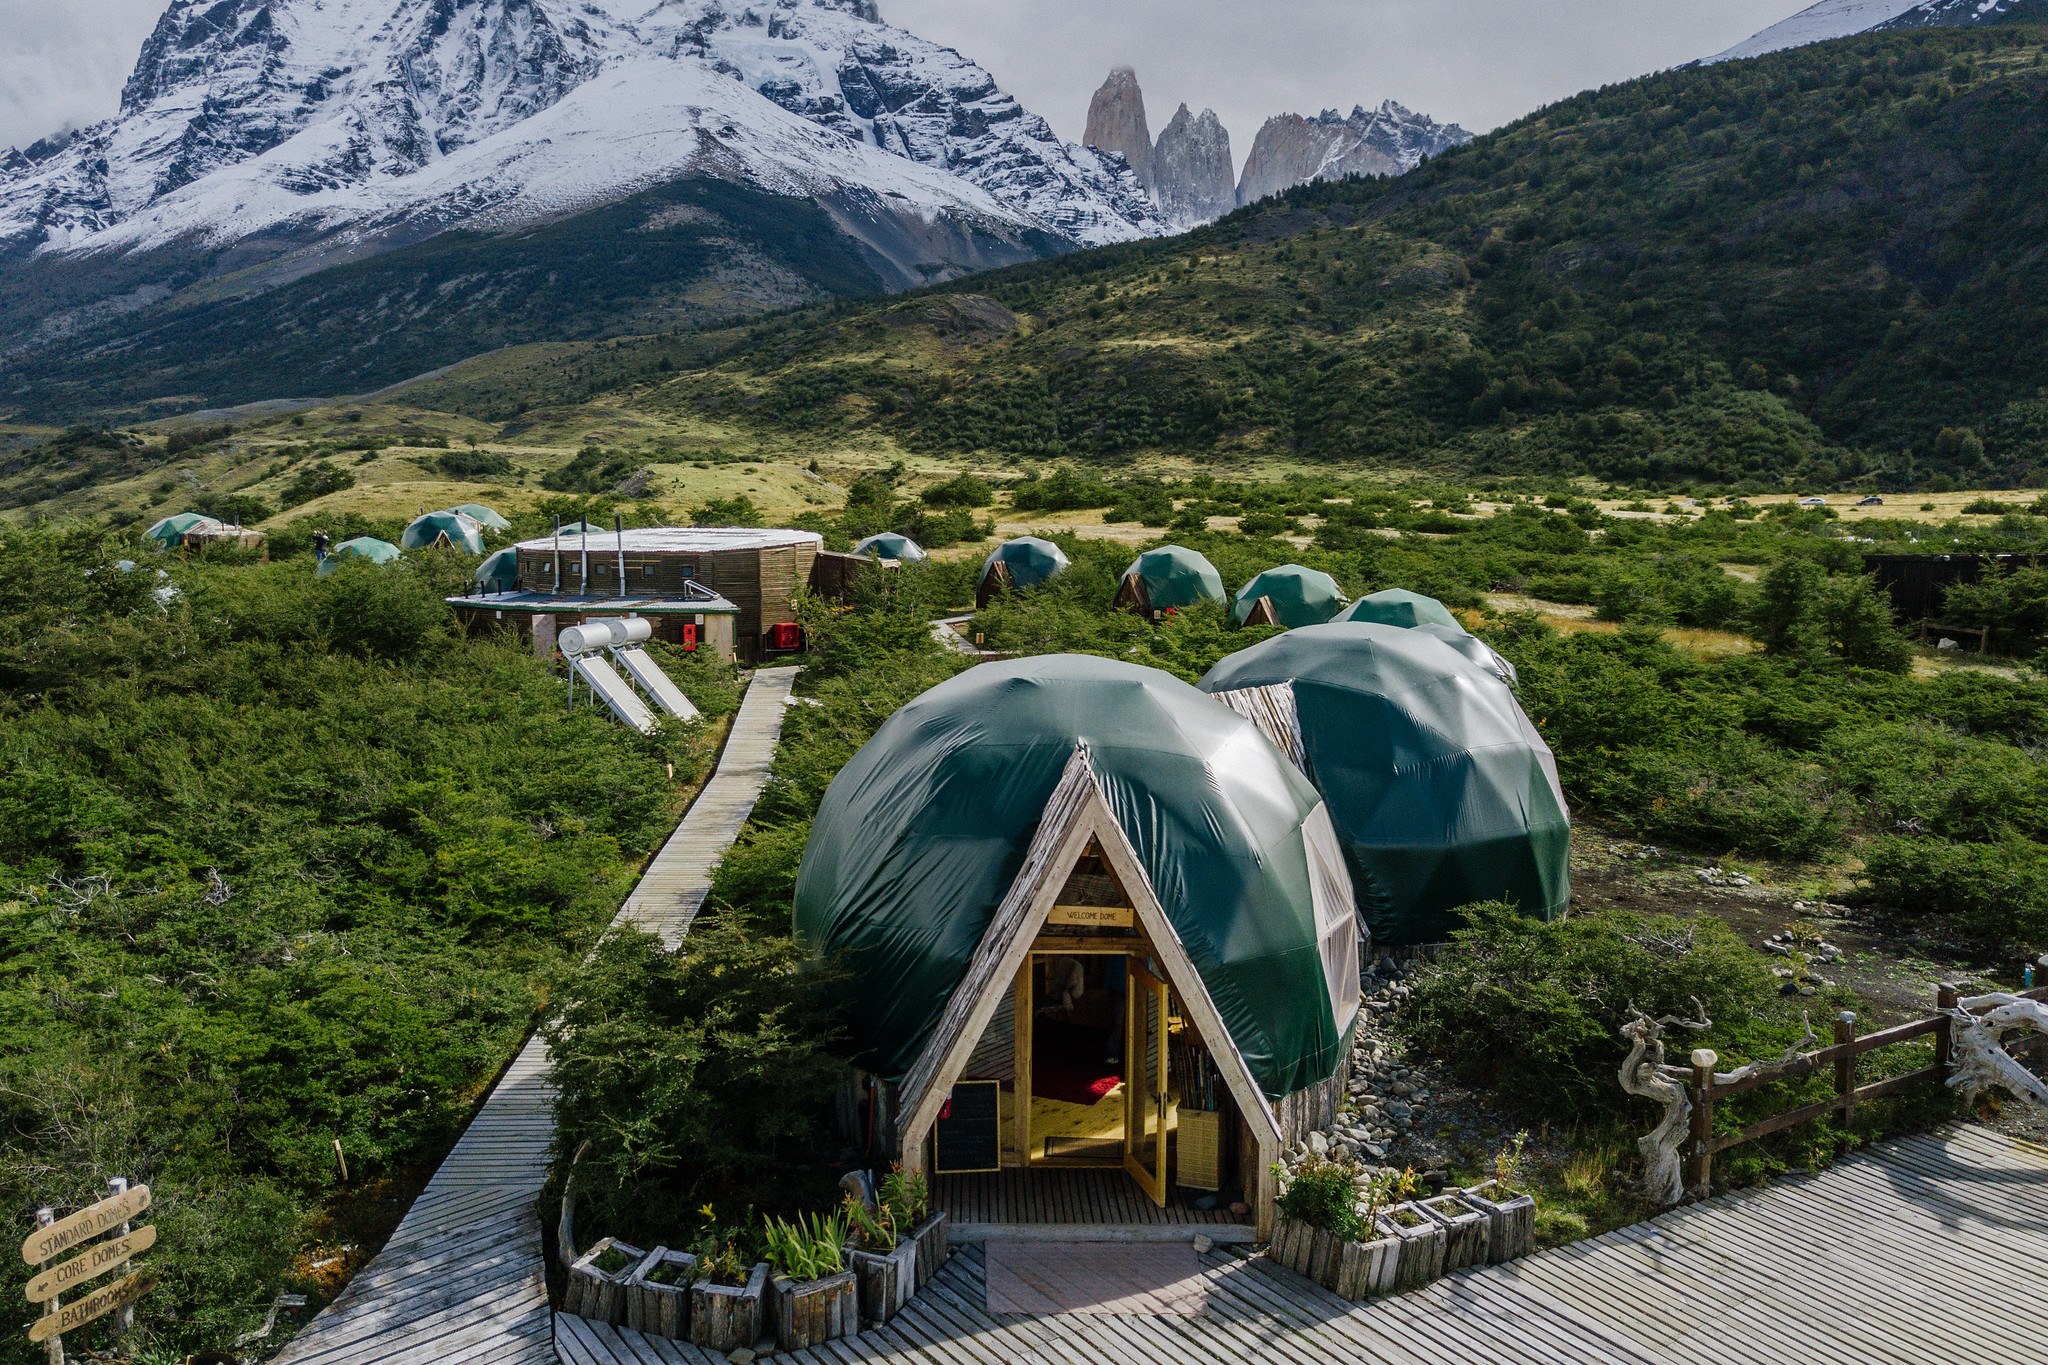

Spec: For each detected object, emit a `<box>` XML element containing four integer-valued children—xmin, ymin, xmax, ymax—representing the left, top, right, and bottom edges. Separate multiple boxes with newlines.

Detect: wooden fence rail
<box><xmin>1685</xmin><ymin>974</ymin><xmax>2048</xmax><ymax>1193</ymax></box>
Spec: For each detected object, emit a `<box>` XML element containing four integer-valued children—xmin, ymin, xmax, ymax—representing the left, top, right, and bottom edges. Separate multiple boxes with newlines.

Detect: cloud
<box><xmin>0</xmin><ymin>1</ymin><xmax>1816</xmax><ymax>158</ymax></box>
<box><xmin>0</xmin><ymin>0</ymin><xmax>165</xmax><ymax>150</ymax></box>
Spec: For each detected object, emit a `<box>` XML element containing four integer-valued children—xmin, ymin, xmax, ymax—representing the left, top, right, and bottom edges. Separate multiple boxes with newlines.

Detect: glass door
<box><xmin>1123</xmin><ymin>962</ymin><xmax>1169</xmax><ymax>1205</ymax></box>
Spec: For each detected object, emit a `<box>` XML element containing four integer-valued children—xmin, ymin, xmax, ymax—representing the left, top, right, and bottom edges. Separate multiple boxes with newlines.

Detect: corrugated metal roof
<box><xmin>444</xmin><ymin>591</ymin><xmax>740</xmax><ymax>615</ymax></box>
<box><xmin>512</xmin><ymin>528</ymin><xmax>824</xmax><ymax>553</ymax></box>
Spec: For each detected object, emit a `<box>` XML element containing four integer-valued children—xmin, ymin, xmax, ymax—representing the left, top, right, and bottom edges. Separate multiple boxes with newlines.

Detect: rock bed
<box><xmin>1279</xmin><ymin>951</ymin><xmax>1576</xmax><ymax>1191</ymax></box>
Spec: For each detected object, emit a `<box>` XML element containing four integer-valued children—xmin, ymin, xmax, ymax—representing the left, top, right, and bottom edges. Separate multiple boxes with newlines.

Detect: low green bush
<box><xmin>545</xmin><ymin>924</ymin><xmax>850</xmax><ymax>1240</ymax></box>
<box><xmin>1860</xmin><ymin>835</ymin><xmax>2048</xmax><ymax>948</ymax></box>
<box><xmin>1398</xmin><ymin>904</ymin><xmax>1777</xmax><ymax>1122</ymax></box>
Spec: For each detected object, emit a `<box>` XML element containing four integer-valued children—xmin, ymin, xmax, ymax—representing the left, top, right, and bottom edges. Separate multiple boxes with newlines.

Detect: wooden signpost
<box><xmin>21</xmin><ymin>1180</ymin><xmax>155</xmax><ymax>1364</ymax></box>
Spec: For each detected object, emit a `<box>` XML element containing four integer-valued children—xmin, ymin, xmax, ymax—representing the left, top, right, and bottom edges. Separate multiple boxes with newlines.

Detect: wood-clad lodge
<box><xmin>509</xmin><ymin>528</ymin><xmax>821</xmax><ymax>662</ymax></box>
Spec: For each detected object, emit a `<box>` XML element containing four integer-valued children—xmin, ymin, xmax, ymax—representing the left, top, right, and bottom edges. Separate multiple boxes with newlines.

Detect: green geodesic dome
<box><xmin>1231</xmin><ymin>565</ymin><xmax>1346</xmax><ymax>628</ymax></box>
<box><xmin>793</xmin><ymin>654</ymin><xmax>1350</xmax><ymax>1098</ymax></box>
<box><xmin>1336</xmin><ymin>588</ymin><xmax>1461</xmax><ymax>630</ymax></box>
<box><xmin>144</xmin><ymin>513</ymin><xmax>223</xmax><ymax>545</ymax></box>
<box><xmin>456</xmin><ymin>503</ymin><xmax>512</xmax><ymax>531</ymax></box>
<box><xmin>1200</xmin><ymin>622</ymin><xmax>1569</xmax><ymax>946</ymax></box>
<box><xmin>1120</xmin><ymin>545</ymin><xmax>1225</xmax><ymax>611</ymax></box>
<box><xmin>474</xmin><ymin>547</ymin><xmax>520</xmax><ymax>591</ymax></box>
<box><xmin>402</xmin><ymin>511</ymin><xmax>485</xmax><ymax>554</ymax></box>
<box><xmin>979</xmin><ymin>537</ymin><xmax>1070</xmax><ymax>593</ymax></box>
<box><xmin>317</xmin><ymin>537</ymin><xmax>401</xmax><ymax>575</ymax></box>
<box><xmin>853</xmin><ymin>532</ymin><xmax>929</xmax><ymax>563</ymax></box>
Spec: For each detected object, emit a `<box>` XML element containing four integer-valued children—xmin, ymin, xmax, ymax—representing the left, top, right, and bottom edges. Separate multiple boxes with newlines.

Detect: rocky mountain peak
<box><xmin>1237</xmin><ymin>99</ymin><xmax>1472</xmax><ymax>207</ymax></box>
<box><xmin>1152</xmin><ymin>104</ymin><xmax>1234</xmax><ymax>230</ymax></box>
<box><xmin>1084</xmin><ymin>66</ymin><xmax>1154</xmax><ymax>190</ymax></box>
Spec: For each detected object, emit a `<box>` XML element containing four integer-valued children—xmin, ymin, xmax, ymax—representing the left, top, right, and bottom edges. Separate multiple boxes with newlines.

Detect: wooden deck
<box><xmin>937</xmin><ymin>1168</ymin><xmax>1243</xmax><ymax>1236</ymax></box>
<box><xmin>271</xmin><ymin>668</ymin><xmax>800</xmax><ymax>1365</ymax></box>
<box><xmin>556</xmin><ymin>1125</ymin><xmax>2048</xmax><ymax>1365</ymax></box>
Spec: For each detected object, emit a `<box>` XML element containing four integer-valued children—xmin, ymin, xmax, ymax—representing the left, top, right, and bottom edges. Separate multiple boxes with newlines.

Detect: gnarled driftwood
<box><xmin>1619</xmin><ymin>1000</ymin><xmax>1710</xmax><ymax>1207</ymax></box>
<box><xmin>1949</xmin><ymin>993</ymin><xmax>2048</xmax><ymax>1109</ymax></box>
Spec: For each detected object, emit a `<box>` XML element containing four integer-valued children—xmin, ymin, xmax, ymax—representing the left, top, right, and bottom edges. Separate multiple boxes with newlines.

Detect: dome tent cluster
<box><xmin>796</xmin><ymin>546</ymin><xmax>1569</xmax><ymax>1232</ymax></box>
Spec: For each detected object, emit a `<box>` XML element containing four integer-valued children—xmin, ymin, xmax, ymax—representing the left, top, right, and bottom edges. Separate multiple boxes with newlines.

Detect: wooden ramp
<box><xmin>272</xmin><ymin>668</ymin><xmax>800</xmax><ymax>1365</ymax></box>
<box><xmin>557</xmin><ymin>1125</ymin><xmax>2048</xmax><ymax>1365</ymax></box>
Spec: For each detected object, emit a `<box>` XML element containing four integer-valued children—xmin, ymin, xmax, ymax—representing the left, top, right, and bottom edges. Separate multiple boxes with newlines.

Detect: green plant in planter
<box><xmin>879</xmin><ymin>1164</ymin><xmax>930</xmax><ymax>1229</ymax></box>
<box><xmin>591</xmin><ymin>1244</ymin><xmax>636</xmax><ymax>1275</ymax></box>
<box><xmin>843</xmin><ymin>1194</ymin><xmax>898</xmax><ymax>1252</ymax></box>
<box><xmin>642</xmin><ymin>1258</ymin><xmax>696</xmax><ymax>1287</ymax></box>
<box><xmin>690</xmin><ymin>1205</ymin><xmax>758</xmax><ymax>1287</ymax></box>
<box><xmin>1277</xmin><ymin>1157</ymin><xmax>1372</xmax><ymax>1241</ymax></box>
<box><xmin>1359</xmin><ymin>1166</ymin><xmax>1421</xmax><ymax>1224</ymax></box>
<box><xmin>762</xmin><ymin>1209</ymin><xmax>849</xmax><ymax>1282</ymax></box>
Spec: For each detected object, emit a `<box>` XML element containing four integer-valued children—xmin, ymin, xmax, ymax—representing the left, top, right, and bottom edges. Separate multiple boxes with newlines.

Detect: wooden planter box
<box><xmin>1459</xmin><ymin>1180</ymin><xmax>1537</xmax><ymax>1264</ymax></box>
<box><xmin>624</xmin><ymin>1247</ymin><xmax>695</xmax><ymax>1340</ymax></box>
<box><xmin>1267</xmin><ymin>1216</ymin><xmax>1399</xmax><ymax>1302</ymax></box>
<box><xmin>845</xmin><ymin>1236</ymin><xmax>918</xmax><ymax>1324</ymax></box>
<box><xmin>909</xmin><ymin>1212</ymin><xmax>948</xmax><ymax>1288</ymax></box>
<box><xmin>689</xmin><ymin>1261</ymin><xmax>768</xmax><ymax>1353</ymax></box>
<box><xmin>1376</xmin><ymin>1204</ymin><xmax>1447</xmax><ymax>1292</ymax></box>
<box><xmin>564</xmin><ymin>1237</ymin><xmax>646</xmax><ymax>1325</ymax></box>
<box><xmin>1416</xmin><ymin>1195</ymin><xmax>1490</xmax><ymax>1272</ymax></box>
<box><xmin>770</xmin><ymin>1268</ymin><xmax>858</xmax><ymax>1350</ymax></box>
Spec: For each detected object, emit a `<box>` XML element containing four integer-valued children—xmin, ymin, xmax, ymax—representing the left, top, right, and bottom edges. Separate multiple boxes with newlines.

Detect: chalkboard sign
<box><xmin>933</xmin><ymin>1080</ymin><xmax>1001</xmax><ymax>1174</ymax></box>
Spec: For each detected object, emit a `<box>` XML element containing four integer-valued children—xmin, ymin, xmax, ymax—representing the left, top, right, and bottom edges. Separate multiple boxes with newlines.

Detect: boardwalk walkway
<box><xmin>556</xmin><ymin>1125</ymin><xmax>2048</xmax><ymax>1365</ymax></box>
<box><xmin>273</xmin><ymin>668</ymin><xmax>801</xmax><ymax>1365</ymax></box>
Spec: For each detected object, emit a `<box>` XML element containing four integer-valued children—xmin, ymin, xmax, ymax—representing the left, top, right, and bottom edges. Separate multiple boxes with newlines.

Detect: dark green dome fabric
<box><xmin>794</xmin><ymin>654</ymin><xmax>1345</xmax><ymax>1098</ymax></box>
<box><xmin>1200</xmin><ymin>623</ymin><xmax>1569</xmax><ymax>946</ymax></box>
<box><xmin>1121</xmin><ymin>545</ymin><xmax>1226</xmax><ymax>610</ymax></box>
<box><xmin>1231</xmin><ymin>565</ymin><xmax>1346</xmax><ymax>628</ymax></box>
<box><xmin>1336</xmin><ymin>589</ymin><xmax>1461</xmax><ymax>630</ymax></box>
<box><xmin>979</xmin><ymin>537</ymin><xmax>1070</xmax><ymax>591</ymax></box>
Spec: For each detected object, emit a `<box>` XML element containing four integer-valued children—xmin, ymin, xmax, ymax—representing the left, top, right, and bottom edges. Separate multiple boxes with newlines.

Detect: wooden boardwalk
<box><xmin>272</xmin><ymin>668</ymin><xmax>801</xmax><ymax>1365</ymax></box>
<box><xmin>556</xmin><ymin>1125</ymin><xmax>2048</xmax><ymax>1365</ymax></box>
<box><xmin>937</xmin><ymin>1168</ymin><xmax>1243</xmax><ymax>1236</ymax></box>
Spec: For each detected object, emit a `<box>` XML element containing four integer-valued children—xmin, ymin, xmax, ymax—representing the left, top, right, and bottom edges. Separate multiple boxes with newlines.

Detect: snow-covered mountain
<box><xmin>1236</xmin><ymin>103</ymin><xmax>1472</xmax><ymax>208</ymax></box>
<box><xmin>0</xmin><ymin>0</ymin><xmax>1160</xmax><ymax>344</ymax></box>
<box><xmin>1705</xmin><ymin>0</ymin><xmax>2042</xmax><ymax>63</ymax></box>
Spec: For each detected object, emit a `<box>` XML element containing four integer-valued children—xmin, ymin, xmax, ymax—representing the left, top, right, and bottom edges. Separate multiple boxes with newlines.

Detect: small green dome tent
<box><xmin>402</xmin><ymin>510</ymin><xmax>485</xmax><ymax>554</ymax></box>
<box><xmin>144</xmin><ymin>512</ymin><xmax>224</xmax><ymax>546</ymax></box>
<box><xmin>554</xmin><ymin>521</ymin><xmax>601</xmax><ymax>537</ymax></box>
<box><xmin>473</xmin><ymin>547</ymin><xmax>519</xmax><ymax>592</ymax></box>
<box><xmin>455</xmin><ymin>503</ymin><xmax>512</xmax><ymax>531</ymax></box>
<box><xmin>1118</xmin><ymin>545</ymin><xmax>1225</xmax><ymax>613</ymax></box>
<box><xmin>1336</xmin><ymin>588</ymin><xmax>1461</xmax><ymax>631</ymax></box>
<box><xmin>317</xmin><ymin>537</ymin><xmax>401</xmax><ymax>576</ymax></box>
<box><xmin>1200</xmin><ymin>622</ymin><xmax>1569</xmax><ymax>945</ymax></box>
<box><xmin>1230</xmin><ymin>565</ymin><xmax>1346</xmax><ymax>628</ymax></box>
<box><xmin>977</xmin><ymin>536</ymin><xmax>1070</xmax><ymax>607</ymax></box>
<box><xmin>794</xmin><ymin>654</ymin><xmax>1355</xmax><ymax>1098</ymax></box>
<box><xmin>852</xmin><ymin>532</ymin><xmax>929</xmax><ymax>563</ymax></box>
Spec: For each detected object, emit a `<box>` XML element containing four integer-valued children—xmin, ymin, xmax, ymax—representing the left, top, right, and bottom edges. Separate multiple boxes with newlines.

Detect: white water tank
<box><xmin>558</xmin><ymin>616</ymin><xmax>654</xmax><ymax>655</ymax></box>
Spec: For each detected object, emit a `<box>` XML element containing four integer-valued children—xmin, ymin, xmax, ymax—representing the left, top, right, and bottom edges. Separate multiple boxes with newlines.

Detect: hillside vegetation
<box><xmin>568</xmin><ymin>25</ymin><xmax>2048</xmax><ymax>491</ymax></box>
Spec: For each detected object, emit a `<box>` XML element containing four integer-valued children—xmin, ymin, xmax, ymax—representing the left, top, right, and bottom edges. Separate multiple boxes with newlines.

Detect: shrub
<box><xmin>545</xmin><ymin>924</ymin><xmax>850</xmax><ymax>1241</ymax></box>
<box><xmin>1750</xmin><ymin>559</ymin><xmax>1912</xmax><ymax>672</ymax></box>
<box><xmin>438</xmin><ymin>448</ymin><xmax>513</xmax><ymax>478</ymax></box>
<box><xmin>1276</xmin><ymin>1157</ymin><xmax>1371</xmax><ymax>1240</ymax></box>
<box><xmin>1860</xmin><ymin>835</ymin><xmax>2048</xmax><ymax>949</ymax></box>
<box><xmin>1398</xmin><ymin>904</ymin><xmax>1776</xmax><ymax>1122</ymax></box>
<box><xmin>920</xmin><ymin>473</ymin><xmax>992</xmax><ymax>507</ymax></box>
<box><xmin>278</xmin><ymin>461</ymin><xmax>356</xmax><ymax>509</ymax></box>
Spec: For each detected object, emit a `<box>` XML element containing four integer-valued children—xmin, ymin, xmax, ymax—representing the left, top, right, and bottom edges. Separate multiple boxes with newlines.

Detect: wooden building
<box><xmin>501</xmin><ymin>528</ymin><xmax>822</xmax><ymax>662</ymax></box>
<box><xmin>1864</xmin><ymin>552</ymin><xmax>2045</xmax><ymax>623</ymax></box>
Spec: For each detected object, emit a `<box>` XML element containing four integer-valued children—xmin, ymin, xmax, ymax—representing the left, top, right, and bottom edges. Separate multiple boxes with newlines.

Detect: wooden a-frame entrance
<box><xmin>894</xmin><ymin>748</ymin><xmax>1287</xmax><ymax>1236</ymax></box>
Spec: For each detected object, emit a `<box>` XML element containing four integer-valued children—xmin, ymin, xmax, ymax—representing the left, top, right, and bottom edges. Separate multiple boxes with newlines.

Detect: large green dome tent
<box><xmin>402</xmin><ymin>510</ymin><xmax>485</xmax><ymax>554</ymax></box>
<box><xmin>977</xmin><ymin>536</ymin><xmax>1070</xmax><ymax>607</ymax></box>
<box><xmin>473</xmin><ymin>547</ymin><xmax>520</xmax><ymax>592</ymax></box>
<box><xmin>793</xmin><ymin>654</ymin><xmax>1359</xmax><ymax>1100</ymax></box>
<box><xmin>317</xmin><ymin>537</ymin><xmax>402</xmax><ymax>576</ymax></box>
<box><xmin>1200</xmin><ymin>622</ymin><xmax>1569</xmax><ymax>946</ymax></box>
<box><xmin>1413</xmin><ymin>622</ymin><xmax>1518</xmax><ymax>685</ymax></box>
<box><xmin>1116</xmin><ymin>545</ymin><xmax>1225</xmax><ymax>614</ymax></box>
<box><xmin>1230</xmin><ymin>565</ymin><xmax>1346</xmax><ymax>629</ymax></box>
<box><xmin>144</xmin><ymin>512</ymin><xmax>224</xmax><ymax>547</ymax></box>
<box><xmin>455</xmin><ymin>503</ymin><xmax>512</xmax><ymax>531</ymax></box>
<box><xmin>852</xmin><ymin>532</ymin><xmax>929</xmax><ymax>563</ymax></box>
<box><xmin>1336</xmin><ymin>588</ymin><xmax>1461</xmax><ymax>631</ymax></box>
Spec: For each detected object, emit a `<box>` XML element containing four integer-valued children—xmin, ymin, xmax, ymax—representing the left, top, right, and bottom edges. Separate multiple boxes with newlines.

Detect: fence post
<box><xmin>1688</xmin><ymin>1048</ymin><xmax>1718</xmax><ymax>1199</ymax></box>
<box><xmin>1934</xmin><ymin>983</ymin><xmax>1958</xmax><ymax>1078</ymax></box>
<box><xmin>1834</xmin><ymin>1012</ymin><xmax>1857</xmax><ymax>1128</ymax></box>
<box><xmin>36</xmin><ymin>1208</ymin><xmax>62</xmax><ymax>1365</ymax></box>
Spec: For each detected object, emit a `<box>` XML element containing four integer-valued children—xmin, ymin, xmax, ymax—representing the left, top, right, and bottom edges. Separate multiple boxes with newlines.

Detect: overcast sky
<box><xmin>1</xmin><ymin>1</ymin><xmax>1816</xmax><ymax>152</ymax></box>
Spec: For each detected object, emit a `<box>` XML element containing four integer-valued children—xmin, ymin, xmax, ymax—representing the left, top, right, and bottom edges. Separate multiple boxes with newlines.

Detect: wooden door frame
<box><xmin>895</xmin><ymin>748</ymin><xmax>1286</xmax><ymax>1237</ymax></box>
<box><xmin>1122</xmin><ymin>960</ymin><xmax>1169</xmax><ymax>1205</ymax></box>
